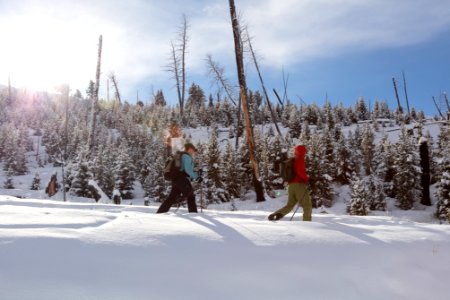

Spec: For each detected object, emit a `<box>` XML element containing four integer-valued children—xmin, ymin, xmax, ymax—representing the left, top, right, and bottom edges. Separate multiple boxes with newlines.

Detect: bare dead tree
<box><xmin>245</xmin><ymin>29</ymin><xmax>282</xmax><ymax>137</ymax></box>
<box><xmin>206</xmin><ymin>54</ymin><xmax>242</xmax><ymax>149</ymax></box>
<box><xmin>402</xmin><ymin>70</ymin><xmax>411</xmax><ymax>116</ymax></box>
<box><xmin>432</xmin><ymin>96</ymin><xmax>445</xmax><ymax>119</ymax></box>
<box><xmin>166</xmin><ymin>14</ymin><xmax>189</xmax><ymax>122</ymax></box>
<box><xmin>444</xmin><ymin>92</ymin><xmax>450</xmax><ymax>111</ymax></box>
<box><xmin>106</xmin><ymin>78</ymin><xmax>110</xmax><ymax>102</ymax></box>
<box><xmin>443</xmin><ymin>92</ymin><xmax>450</xmax><ymax>120</ymax></box>
<box><xmin>282</xmin><ymin>67</ymin><xmax>289</xmax><ymax>104</ymax></box>
<box><xmin>296</xmin><ymin>95</ymin><xmax>308</xmax><ymax>106</ymax></box>
<box><xmin>108</xmin><ymin>72</ymin><xmax>122</xmax><ymax>104</ymax></box>
<box><xmin>229</xmin><ymin>0</ymin><xmax>265</xmax><ymax>202</ymax></box>
<box><xmin>88</xmin><ymin>35</ymin><xmax>102</xmax><ymax>151</ymax></box>
<box><xmin>273</xmin><ymin>88</ymin><xmax>284</xmax><ymax>106</ymax></box>
<box><xmin>392</xmin><ymin>77</ymin><xmax>403</xmax><ymax>115</ymax></box>
<box><xmin>206</xmin><ymin>54</ymin><xmax>237</xmax><ymax>106</ymax></box>
<box><xmin>170</xmin><ymin>41</ymin><xmax>182</xmax><ymax>110</ymax></box>
<box><xmin>7</xmin><ymin>75</ymin><xmax>12</xmax><ymax>106</ymax></box>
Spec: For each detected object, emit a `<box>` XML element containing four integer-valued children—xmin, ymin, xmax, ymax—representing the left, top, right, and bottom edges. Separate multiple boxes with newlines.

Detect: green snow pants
<box><xmin>275</xmin><ymin>182</ymin><xmax>312</xmax><ymax>221</ymax></box>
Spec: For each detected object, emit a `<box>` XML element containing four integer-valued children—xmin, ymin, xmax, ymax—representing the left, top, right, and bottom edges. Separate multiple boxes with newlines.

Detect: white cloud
<box><xmin>237</xmin><ymin>0</ymin><xmax>450</xmax><ymax>66</ymax></box>
<box><xmin>1</xmin><ymin>0</ymin><xmax>450</xmax><ymax>100</ymax></box>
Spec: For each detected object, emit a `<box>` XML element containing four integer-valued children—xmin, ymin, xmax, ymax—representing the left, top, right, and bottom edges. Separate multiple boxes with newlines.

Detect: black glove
<box><xmin>196</xmin><ymin>176</ymin><xmax>203</xmax><ymax>183</ymax></box>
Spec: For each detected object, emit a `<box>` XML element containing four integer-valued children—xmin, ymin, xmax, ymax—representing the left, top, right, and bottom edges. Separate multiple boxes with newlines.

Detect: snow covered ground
<box><xmin>1</xmin><ymin>194</ymin><xmax>450</xmax><ymax>300</ymax></box>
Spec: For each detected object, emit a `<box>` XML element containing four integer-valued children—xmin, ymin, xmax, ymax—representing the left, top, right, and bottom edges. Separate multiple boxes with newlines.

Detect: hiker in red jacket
<box><xmin>268</xmin><ymin>145</ymin><xmax>312</xmax><ymax>221</ymax></box>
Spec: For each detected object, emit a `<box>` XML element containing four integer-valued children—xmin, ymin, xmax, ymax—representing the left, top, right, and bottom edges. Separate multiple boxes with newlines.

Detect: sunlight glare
<box><xmin>1</xmin><ymin>11</ymin><xmax>100</xmax><ymax>93</ymax></box>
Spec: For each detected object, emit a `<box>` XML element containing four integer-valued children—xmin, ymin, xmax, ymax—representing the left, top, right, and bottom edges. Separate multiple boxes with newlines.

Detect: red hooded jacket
<box><xmin>289</xmin><ymin>145</ymin><xmax>309</xmax><ymax>184</ymax></box>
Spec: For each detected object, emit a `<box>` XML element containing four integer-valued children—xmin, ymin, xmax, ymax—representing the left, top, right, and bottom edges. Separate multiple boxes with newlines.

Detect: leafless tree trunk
<box><xmin>206</xmin><ymin>54</ymin><xmax>237</xmax><ymax>106</ymax></box>
<box><xmin>273</xmin><ymin>88</ymin><xmax>284</xmax><ymax>107</ymax></box>
<box><xmin>229</xmin><ymin>0</ymin><xmax>265</xmax><ymax>202</ymax></box>
<box><xmin>170</xmin><ymin>41</ymin><xmax>182</xmax><ymax>111</ymax></box>
<box><xmin>245</xmin><ymin>29</ymin><xmax>282</xmax><ymax>137</ymax></box>
<box><xmin>443</xmin><ymin>93</ymin><xmax>450</xmax><ymax>120</ymax></box>
<box><xmin>109</xmin><ymin>72</ymin><xmax>122</xmax><ymax>104</ymax></box>
<box><xmin>432</xmin><ymin>96</ymin><xmax>445</xmax><ymax>119</ymax></box>
<box><xmin>206</xmin><ymin>54</ymin><xmax>241</xmax><ymax>148</ymax></box>
<box><xmin>402</xmin><ymin>70</ymin><xmax>410</xmax><ymax>116</ymax></box>
<box><xmin>180</xmin><ymin>14</ymin><xmax>187</xmax><ymax>120</ymax></box>
<box><xmin>88</xmin><ymin>35</ymin><xmax>102</xmax><ymax>151</ymax></box>
<box><xmin>7</xmin><ymin>75</ymin><xmax>12</xmax><ymax>106</ymax></box>
<box><xmin>106</xmin><ymin>78</ymin><xmax>110</xmax><ymax>102</ymax></box>
<box><xmin>392</xmin><ymin>77</ymin><xmax>403</xmax><ymax>115</ymax></box>
<box><xmin>282</xmin><ymin>68</ymin><xmax>289</xmax><ymax>104</ymax></box>
<box><xmin>167</xmin><ymin>15</ymin><xmax>189</xmax><ymax>122</ymax></box>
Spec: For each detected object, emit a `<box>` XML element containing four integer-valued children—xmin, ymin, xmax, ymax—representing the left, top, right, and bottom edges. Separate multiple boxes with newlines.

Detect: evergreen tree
<box><xmin>324</xmin><ymin>101</ymin><xmax>335</xmax><ymax>130</ymax></box>
<box><xmin>335</xmin><ymin>133</ymin><xmax>354</xmax><ymax>185</ymax></box>
<box><xmin>269</xmin><ymin>135</ymin><xmax>287</xmax><ymax>189</ymax></box>
<box><xmin>348</xmin><ymin>175</ymin><xmax>369</xmax><ymax>216</ymax></box>
<box><xmin>393</xmin><ymin>126</ymin><xmax>421</xmax><ymax>210</ymax></box>
<box><xmin>69</xmin><ymin>148</ymin><xmax>94</xmax><ymax>198</ymax></box>
<box><xmin>288</xmin><ymin>106</ymin><xmax>301</xmax><ymax>137</ymax></box>
<box><xmin>435</xmin><ymin>163</ymin><xmax>450</xmax><ymax>223</ymax></box>
<box><xmin>143</xmin><ymin>155</ymin><xmax>169</xmax><ymax>202</ymax></box>
<box><xmin>114</xmin><ymin>143</ymin><xmax>136</xmax><ymax>199</ymax></box>
<box><xmin>435</xmin><ymin>123</ymin><xmax>450</xmax><ymax>222</ymax></box>
<box><xmin>373</xmin><ymin>135</ymin><xmax>396</xmax><ymax>197</ymax></box>
<box><xmin>154</xmin><ymin>89</ymin><xmax>166</xmax><ymax>106</ymax></box>
<box><xmin>14</xmin><ymin>144</ymin><xmax>28</xmax><ymax>175</ymax></box>
<box><xmin>363</xmin><ymin>175</ymin><xmax>386</xmax><ymax>211</ymax></box>
<box><xmin>222</xmin><ymin>141</ymin><xmax>241</xmax><ymax>199</ymax></box>
<box><xmin>30</xmin><ymin>172</ymin><xmax>41</xmax><ymax>190</ymax></box>
<box><xmin>321</xmin><ymin>127</ymin><xmax>337</xmax><ymax>180</ymax></box>
<box><xmin>2</xmin><ymin>123</ymin><xmax>18</xmax><ymax>172</ymax></box>
<box><xmin>355</xmin><ymin>97</ymin><xmax>370</xmax><ymax>121</ymax></box>
<box><xmin>92</xmin><ymin>141</ymin><xmax>115</xmax><ymax>198</ymax></box>
<box><xmin>307</xmin><ymin>130</ymin><xmax>334</xmax><ymax>207</ymax></box>
<box><xmin>361</xmin><ymin>123</ymin><xmax>375</xmax><ymax>175</ymax></box>
<box><xmin>237</xmin><ymin>138</ymin><xmax>252</xmax><ymax>194</ymax></box>
<box><xmin>205</xmin><ymin>126</ymin><xmax>229</xmax><ymax>203</ymax></box>
<box><xmin>260</xmin><ymin>137</ymin><xmax>273</xmax><ymax>194</ymax></box>
<box><xmin>3</xmin><ymin>167</ymin><xmax>15</xmax><ymax>189</ymax></box>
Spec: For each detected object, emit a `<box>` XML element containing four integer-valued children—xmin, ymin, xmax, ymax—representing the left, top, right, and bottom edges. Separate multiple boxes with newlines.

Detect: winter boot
<box><xmin>268</xmin><ymin>213</ymin><xmax>283</xmax><ymax>221</ymax></box>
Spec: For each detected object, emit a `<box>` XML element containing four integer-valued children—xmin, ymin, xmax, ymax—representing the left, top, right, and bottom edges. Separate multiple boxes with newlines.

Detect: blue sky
<box><xmin>1</xmin><ymin>0</ymin><xmax>449</xmax><ymax>115</ymax></box>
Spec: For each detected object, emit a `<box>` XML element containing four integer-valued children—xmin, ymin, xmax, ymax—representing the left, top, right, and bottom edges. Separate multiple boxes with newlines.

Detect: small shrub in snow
<box><xmin>30</xmin><ymin>172</ymin><xmax>41</xmax><ymax>190</ymax></box>
<box><xmin>3</xmin><ymin>167</ymin><xmax>15</xmax><ymax>189</ymax></box>
<box><xmin>348</xmin><ymin>176</ymin><xmax>369</xmax><ymax>216</ymax></box>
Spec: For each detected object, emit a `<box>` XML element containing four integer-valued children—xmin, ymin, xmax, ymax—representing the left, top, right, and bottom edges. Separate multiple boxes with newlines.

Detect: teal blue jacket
<box><xmin>181</xmin><ymin>153</ymin><xmax>199</xmax><ymax>180</ymax></box>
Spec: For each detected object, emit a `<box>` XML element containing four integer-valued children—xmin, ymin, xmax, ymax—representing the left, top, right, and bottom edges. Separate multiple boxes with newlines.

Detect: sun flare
<box><xmin>0</xmin><ymin>9</ymin><xmax>101</xmax><ymax>93</ymax></box>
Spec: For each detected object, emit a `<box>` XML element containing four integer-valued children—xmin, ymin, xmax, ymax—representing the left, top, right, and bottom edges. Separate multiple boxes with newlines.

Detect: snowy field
<box><xmin>1</xmin><ymin>193</ymin><xmax>450</xmax><ymax>300</ymax></box>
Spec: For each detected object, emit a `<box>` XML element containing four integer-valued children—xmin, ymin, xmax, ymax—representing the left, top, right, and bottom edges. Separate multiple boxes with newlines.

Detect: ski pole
<box><xmin>290</xmin><ymin>203</ymin><xmax>301</xmax><ymax>221</ymax></box>
<box><xmin>200</xmin><ymin>181</ymin><xmax>203</xmax><ymax>213</ymax></box>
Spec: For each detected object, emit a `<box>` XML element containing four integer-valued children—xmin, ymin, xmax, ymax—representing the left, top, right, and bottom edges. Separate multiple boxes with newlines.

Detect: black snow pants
<box><xmin>156</xmin><ymin>176</ymin><xmax>197</xmax><ymax>213</ymax></box>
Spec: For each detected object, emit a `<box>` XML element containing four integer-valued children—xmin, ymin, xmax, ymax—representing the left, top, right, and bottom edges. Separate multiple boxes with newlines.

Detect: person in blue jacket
<box><xmin>157</xmin><ymin>143</ymin><xmax>202</xmax><ymax>213</ymax></box>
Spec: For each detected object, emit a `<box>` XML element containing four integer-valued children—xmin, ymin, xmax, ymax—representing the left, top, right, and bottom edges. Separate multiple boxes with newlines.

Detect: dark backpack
<box><xmin>280</xmin><ymin>157</ymin><xmax>296</xmax><ymax>182</ymax></box>
<box><xmin>163</xmin><ymin>151</ymin><xmax>185</xmax><ymax>180</ymax></box>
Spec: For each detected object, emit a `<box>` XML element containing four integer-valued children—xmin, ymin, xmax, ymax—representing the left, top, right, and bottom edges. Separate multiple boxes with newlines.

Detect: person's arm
<box><xmin>181</xmin><ymin>154</ymin><xmax>199</xmax><ymax>180</ymax></box>
<box><xmin>295</xmin><ymin>158</ymin><xmax>309</xmax><ymax>182</ymax></box>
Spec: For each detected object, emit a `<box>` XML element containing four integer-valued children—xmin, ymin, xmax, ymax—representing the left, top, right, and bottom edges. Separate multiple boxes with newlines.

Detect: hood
<box><xmin>294</xmin><ymin>145</ymin><xmax>307</xmax><ymax>157</ymax></box>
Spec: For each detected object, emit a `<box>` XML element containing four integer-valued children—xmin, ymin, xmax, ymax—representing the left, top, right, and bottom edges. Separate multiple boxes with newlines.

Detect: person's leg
<box><xmin>156</xmin><ymin>184</ymin><xmax>180</xmax><ymax>213</ymax></box>
<box><xmin>298</xmin><ymin>183</ymin><xmax>312</xmax><ymax>221</ymax></box>
<box><xmin>178</xmin><ymin>178</ymin><xmax>197</xmax><ymax>213</ymax></box>
<box><xmin>269</xmin><ymin>184</ymin><xmax>298</xmax><ymax>220</ymax></box>
<box><xmin>186</xmin><ymin>193</ymin><xmax>198</xmax><ymax>213</ymax></box>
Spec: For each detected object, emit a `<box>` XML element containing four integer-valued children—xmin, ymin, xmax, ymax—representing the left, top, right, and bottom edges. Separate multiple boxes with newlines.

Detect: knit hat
<box><xmin>294</xmin><ymin>145</ymin><xmax>307</xmax><ymax>157</ymax></box>
<box><xmin>184</xmin><ymin>143</ymin><xmax>197</xmax><ymax>152</ymax></box>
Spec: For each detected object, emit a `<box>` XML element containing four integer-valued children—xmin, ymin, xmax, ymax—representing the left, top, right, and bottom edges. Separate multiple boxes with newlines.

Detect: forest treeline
<box><xmin>0</xmin><ymin>86</ymin><xmax>449</xmax><ymax>222</ymax></box>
